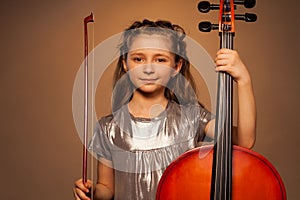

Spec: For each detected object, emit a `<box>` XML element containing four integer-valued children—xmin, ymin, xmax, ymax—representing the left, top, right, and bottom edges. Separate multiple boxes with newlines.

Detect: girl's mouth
<box><xmin>140</xmin><ymin>78</ymin><xmax>159</xmax><ymax>82</ymax></box>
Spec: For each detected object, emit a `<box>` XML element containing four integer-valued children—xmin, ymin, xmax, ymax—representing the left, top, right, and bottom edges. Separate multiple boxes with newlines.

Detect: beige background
<box><xmin>1</xmin><ymin>0</ymin><xmax>299</xmax><ymax>199</ymax></box>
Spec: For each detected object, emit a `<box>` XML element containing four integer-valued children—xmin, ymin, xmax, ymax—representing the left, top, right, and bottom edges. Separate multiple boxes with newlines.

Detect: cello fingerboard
<box><xmin>210</xmin><ymin>31</ymin><xmax>234</xmax><ymax>200</ymax></box>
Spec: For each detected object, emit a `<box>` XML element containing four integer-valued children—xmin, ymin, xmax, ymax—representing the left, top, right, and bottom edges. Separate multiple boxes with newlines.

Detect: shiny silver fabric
<box><xmin>89</xmin><ymin>101</ymin><xmax>212</xmax><ymax>200</ymax></box>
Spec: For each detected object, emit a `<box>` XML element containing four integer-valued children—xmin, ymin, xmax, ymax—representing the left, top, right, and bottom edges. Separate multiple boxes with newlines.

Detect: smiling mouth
<box><xmin>140</xmin><ymin>78</ymin><xmax>159</xmax><ymax>82</ymax></box>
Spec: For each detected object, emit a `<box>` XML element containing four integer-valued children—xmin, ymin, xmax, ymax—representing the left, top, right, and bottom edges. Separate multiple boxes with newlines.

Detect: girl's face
<box><xmin>123</xmin><ymin>34</ymin><xmax>182</xmax><ymax>95</ymax></box>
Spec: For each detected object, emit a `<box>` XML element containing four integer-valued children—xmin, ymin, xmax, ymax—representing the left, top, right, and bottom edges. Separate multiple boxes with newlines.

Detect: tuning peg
<box><xmin>198</xmin><ymin>21</ymin><xmax>219</xmax><ymax>32</ymax></box>
<box><xmin>235</xmin><ymin>13</ymin><xmax>257</xmax><ymax>22</ymax></box>
<box><xmin>198</xmin><ymin>1</ymin><xmax>219</xmax><ymax>13</ymax></box>
<box><xmin>234</xmin><ymin>0</ymin><xmax>256</xmax><ymax>8</ymax></box>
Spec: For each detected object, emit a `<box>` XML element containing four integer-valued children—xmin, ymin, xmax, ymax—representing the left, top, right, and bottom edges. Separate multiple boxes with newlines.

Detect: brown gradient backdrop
<box><xmin>1</xmin><ymin>0</ymin><xmax>299</xmax><ymax>199</ymax></box>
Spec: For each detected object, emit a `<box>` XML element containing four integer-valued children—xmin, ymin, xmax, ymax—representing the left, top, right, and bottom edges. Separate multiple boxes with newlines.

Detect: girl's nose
<box><xmin>143</xmin><ymin>63</ymin><xmax>155</xmax><ymax>75</ymax></box>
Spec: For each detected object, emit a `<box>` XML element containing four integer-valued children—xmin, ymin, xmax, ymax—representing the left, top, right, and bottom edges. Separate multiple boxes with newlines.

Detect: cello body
<box><xmin>156</xmin><ymin>145</ymin><xmax>286</xmax><ymax>199</ymax></box>
<box><xmin>157</xmin><ymin>0</ymin><xmax>287</xmax><ymax>199</ymax></box>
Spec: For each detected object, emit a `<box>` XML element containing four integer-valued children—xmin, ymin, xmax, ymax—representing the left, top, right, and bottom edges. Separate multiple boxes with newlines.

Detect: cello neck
<box><xmin>210</xmin><ymin>0</ymin><xmax>235</xmax><ymax>199</ymax></box>
<box><xmin>210</xmin><ymin>31</ymin><xmax>234</xmax><ymax>200</ymax></box>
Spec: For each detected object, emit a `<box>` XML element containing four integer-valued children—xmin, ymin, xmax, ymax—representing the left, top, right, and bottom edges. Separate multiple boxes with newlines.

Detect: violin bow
<box><xmin>83</xmin><ymin>12</ymin><xmax>94</xmax><ymax>185</ymax></box>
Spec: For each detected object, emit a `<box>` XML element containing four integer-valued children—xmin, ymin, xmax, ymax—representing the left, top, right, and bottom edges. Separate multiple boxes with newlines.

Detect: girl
<box><xmin>73</xmin><ymin>19</ymin><xmax>256</xmax><ymax>200</ymax></box>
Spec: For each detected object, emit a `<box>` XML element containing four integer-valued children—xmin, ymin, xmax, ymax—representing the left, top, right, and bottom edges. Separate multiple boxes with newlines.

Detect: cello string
<box><xmin>225</xmin><ymin>32</ymin><xmax>229</xmax><ymax>199</ymax></box>
<box><xmin>225</xmin><ymin>31</ymin><xmax>234</xmax><ymax>200</ymax></box>
<box><xmin>228</xmin><ymin>32</ymin><xmax>233</xmax><ymax>198</ymax></box>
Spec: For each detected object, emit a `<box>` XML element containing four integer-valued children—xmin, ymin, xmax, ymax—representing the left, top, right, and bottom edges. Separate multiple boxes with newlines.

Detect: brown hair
<box><xmin>112</xmin><ymin>19</ymin><xmax>198</xmax><ymax>112</ymax></box>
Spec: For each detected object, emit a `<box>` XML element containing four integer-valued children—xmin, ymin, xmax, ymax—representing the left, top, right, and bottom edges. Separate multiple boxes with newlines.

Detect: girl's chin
<box><xmin>135</xmin><ymin>85</ymin><xmax>165</xmax><ymax>94</ymax></box>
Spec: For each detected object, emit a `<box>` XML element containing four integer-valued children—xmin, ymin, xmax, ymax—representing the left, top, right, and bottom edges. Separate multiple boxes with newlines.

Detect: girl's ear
<box><xmin>122</xmin><ymin>58</ymin><xmax>128</xmax><ymax>71</ymax></box>
<box><xmin>172</xmin><ymin>59</ymin><xmax>183</xmax><ymax>77</ymax></box>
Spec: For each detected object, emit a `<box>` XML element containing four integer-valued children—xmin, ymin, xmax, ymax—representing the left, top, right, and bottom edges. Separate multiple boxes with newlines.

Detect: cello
<box><xmin>156</xmin><ymin>0</ymin><xmax>286</xmax><ymax>199</ymax></box>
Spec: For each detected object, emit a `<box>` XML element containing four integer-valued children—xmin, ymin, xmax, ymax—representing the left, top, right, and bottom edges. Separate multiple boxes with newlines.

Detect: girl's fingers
<box><xmin>217</xmin><ymin>48</ymin><xmax>235</xmax><ymax>55</ymax></box>
<box><xmin>75</xmin><ymin>179</ymin><xmax>92</xmax><ymax>193</ymax></box>
<box><xmin>73</xmin><ymin>187</ymin><xmax>91</xmax><ymax>200</ymax></box>
<box><xmin>216</xmin><ymin>49</ymin><xmax>235</xmax><ymax>61</ymax></box>
<box><xmin>215</xmin><ymin>50</ymin><xmax>239</xmax><ymax>79</ymax></box>
<box><xmin>215</xmin><ymin>56</ymin><xmax>234</xmax><ymax>72</ymax></box>
<box><xmin>73</xmin><ymin>178</ymin><xmax>92</xmax><ymax>200</ymax></box>
<box><xmin>215</xmin><ymin>59</ymin><xmax>231</xmax><ymax>68</ymax></box>
<box><xmin>73</xmin><ymin>188</ymin><xmax>90</xmax><ymax>200</ymax></box>
<box><xmin>73</xmin><ymin>187</ymin><xmax>81</xmax><ymax>200</ymax></box>
<box><xmin>74</xmin><ymin>180</ymin><xmax>86</xmax><ymax>192</ymax></box>
<box><xmin>214</xmin><ymin>49</ymin><xmax>250</xmax><ymax>84</ymax></box>
<box><xmin>215</xmin><ymin>65</ymin><xmax>229</xmax><ymax>72</ymax></box>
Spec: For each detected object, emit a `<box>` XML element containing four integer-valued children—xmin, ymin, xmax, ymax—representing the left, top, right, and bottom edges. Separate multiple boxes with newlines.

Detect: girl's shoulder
<box><xmin>95</xmin><ymin>105</ymin><xmax>131</xmax><ymax>131</ymax></box>
<box><xmin>99</xmin><ymin>113</ymin><xmax>114</xmax><ymax>123</ymax></box>
<box><xmin>168</xmin><ymin>100</ymin><xmax>209</xmax><ymax>113</ymax></box>
<box><xmin>169</xmin><ymin>101</ymin><xmax>213</xmax><ymax>124</ymax></box>
<box><xmin>94</xmin><ymin>113</ymin><xmax>115</xmax><ymax>130</ymax></box>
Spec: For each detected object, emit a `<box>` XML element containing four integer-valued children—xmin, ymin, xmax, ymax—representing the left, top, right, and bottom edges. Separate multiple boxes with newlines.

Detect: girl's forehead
<box><xmin>129</xmin><ymin>34</ymin><xmax>173</xmax><ymax>52</ymax></box>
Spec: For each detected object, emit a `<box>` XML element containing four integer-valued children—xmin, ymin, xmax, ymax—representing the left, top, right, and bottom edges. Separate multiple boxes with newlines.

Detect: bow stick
<box><xmin>83</xmin><ymin>12</ymin><xmax>94</xmax><ymax>185</ymax></box>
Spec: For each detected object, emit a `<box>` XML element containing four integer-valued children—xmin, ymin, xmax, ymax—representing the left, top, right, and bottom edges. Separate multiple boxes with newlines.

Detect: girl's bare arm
<box><xmin>93</xmin><ymin>160</ymin><xmax>115</xmax><ymax>200</ymax></box>
<box><xmin>205</xmin><ymin>49</ymin><xmax>256</xmax><ymax>149</ymax></box>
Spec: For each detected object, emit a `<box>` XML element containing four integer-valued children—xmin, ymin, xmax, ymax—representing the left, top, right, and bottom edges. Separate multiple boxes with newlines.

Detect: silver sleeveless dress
<box><xmin>89</xmin><ymin>101</ymin><xmax>212</xmax><ymax>200</ymax></box>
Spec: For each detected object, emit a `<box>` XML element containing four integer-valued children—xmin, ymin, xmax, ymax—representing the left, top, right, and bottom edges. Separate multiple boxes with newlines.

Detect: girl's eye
<box><xmin>156</xmin><ymin>58</ymin><xmax>167</xmax><ymax>63</ymax></box>
<box><xmin>133</xmin><ymin>57</ymin><xmax>144</xmax><ymax>62</ymax></box>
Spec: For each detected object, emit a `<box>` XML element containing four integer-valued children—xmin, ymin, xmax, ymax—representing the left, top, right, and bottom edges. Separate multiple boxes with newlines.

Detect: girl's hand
<box><xmin>215</xmin><ymin>48</ymin><xmax>256</xmax><ymax>148</ymax></box>
<box><xmin>73</xmin><ymin>178</ymin><xmax>93</xmax><ymax>200</ymax></box>
<box><xmin>215</xmin><ymin>48</ymin><xmax>251</xmax><ymax>86</ymax></box>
